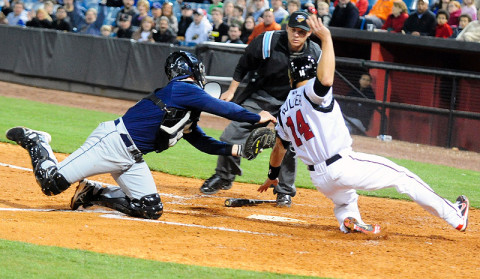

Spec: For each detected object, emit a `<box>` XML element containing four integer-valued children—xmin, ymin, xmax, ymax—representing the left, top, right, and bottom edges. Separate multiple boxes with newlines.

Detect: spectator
<box><xmin>26</xmin><ymin>8</ymin><xmax>53</xmax><ymax>28</ymax></box>
<box><xmin>1</xmin><ymin>0</ymin><xmax>13</xmax><ymax>17</ymax></box>
<box><xmin>330</xmin><ymin>0</ymin><xmax>359</xmax><ymax>28</ymax></box>
<box><xmin>6</xmin><ymin>0</ymin><xmax>28</xmax><ymax>26</ymax></box>
<box><xmin>280</xmin><ymin>0</ymin><xmax>300</xmax><ymax>29</ymax></box>
<box><xmin>116</xmin><ymin>13</ymin><xmax>134</xmax><ymax>38</ymax></box>
<box><xmin>161</xmin><ymin>2</ymin><xmax>178</xmax><ymax>34</ymax></box>
<box><xmin>271</xmin><ymin>0</ymin><xmax>288</xmax><ymax>23</ymax></box>
<box><xmin>0</xmin><ymin>11</ymin><xmax>7</xmax><ymax>24</ymax></box>
<box><xmin>363</xmin><ymin>0</ymin><xmax>394</xmax><ymax>28</ymax></box>
<box><xmin>236</xmin><ymin>0</ymin><xmax>248</xmax><ymax>18</ymax></box>
<box><xmin>403</xmin><ymin>0</ymin><xmax>436</xmax><ymax>36</ymax></box>
<box><xmin>184</xmin><ymin>8</ymin><xmax>212</xmax><ymax>45</ymax></box>
<box><xmin>77</xmin><ymin>5</ymin><xmax>107</xmax><ymax>36</ymax></box>
<box><xmin>223</xmin><ymin>0</ymin><xmax>235</xmax><ymax>25</ymax></box>
<box><xmin>100</xmin><ymin>24</ymin><xmax>113</xmax><ymax>36</ymax></box>
<box><xmin>341</xmin><ymin>73</ymin><xmax>376</xmax><ymax>135</ymax></box>
<box><xmin>151</xmin><ymin>2</ymin><xmax>162</xmax><ymax>29</ymax></box>
<box><xmin>63</xmin><ymin>0</ymin><xmax>86</xmax><ymax>31</ymax></box>
<box><xmin>225</xmin><ymin>23</ymin><xmax>244</xmax><ymax>43</ymax></box>
<box><xmin>447</xmin><ymin>1</ymin><xmax>461</xmax><ymax>27</ymax></box>
<box><xmin>251</xmin><ymin>0</ymin><xmax>267</xmax><ymax>23</ymax></box>
<box><xmin>354</xmin><ymin>0</ymin><xmax>369</xmax><ymax>16</ymax></box>
<box><xmin>231</xmin><ymin>4</ymin><xmax>245</xmax><ymax>26</ymax></box>
<box><xmin>315</xmin><ymin>0</ymin><xmax>331</xmax><ymax>7</ymax></box>
<box><xmin>115</xmin><ymin>0</ymin><xmax>138</xmax><ymax>28</ymax></box>
<box><xmin>435</xmin><ymin>9</ymin><xmax>453</xmax><ymax>37</ymax></box>
<box><xmin>461</xmin><ymin>0</ymin><xmax>477</xmax><ymax>21</ymax></box>
<box><xmin>52</xmin><ymin>6</ymin><xmax>73</xmax><ymax>32</ymax></box>
<box><xmin>210</xmin><ymin>7</ymin><xmax>229</xmax><ymax>42</ymax></box>
<box><xmin>132</xmin><ymin>15</ymin><xmax>156</xmax><ymax>42</ymax></box>
<box><xmin>456</xmin><ymin>11</ymin><xmax>480</xmax><ymax>42</ymax></box>
<box><xmin>153</xmin><ymin>15</ymin><xmax>177</xmax><ymax>43</ymax></box>
<box><xmin>381</xmin><ymin>0</ymin><xmax>408</xmax><ymax>33</ymax></box>
<box><xmin>247</xmin><ymin>8</ymin><xmax>281</xmax><ymax>43</ymax></box>
<box><xmin>43</xmin><ymin>0</ymin><xmax>56</xmax><ymax>21</ymax></box>
<box><xmin>131</xmin><ymin>0</ymin><xmax>150</xmax><ymax>28</ymax></box>
<box><xmin>431</xmin><ymin>0</ymin><xmax>450</xmax><ymax>14</ymax></box>
<box><xmin>209</xmin><ymin>0</ymin><xmax>224</xmax><ymax>15</ymax></box>
<box><xmin>451</xmin><ymin>13</ymin><xmax>472</xmax><ymax>38</ymax></box>
<box><xmin>177</xmin><ymin>3</ymin><xmax>193</xmax><ymax>38</ymax></box>
<box><xmin>316</xmin><ymin>2</ymin><xmax>331</xmax><ymax>26</ymax></box>
<box><xmin>246</xmin><ymin>0</ymin><xmax>270</xmax><ymax>17</ymax></box>
<box><xmin>335</xmin><ymin>0</ymin><xmax>369</xmax><ymax>16</ymax></box>
<box><xmin>240</xmin><ymin>15</ymin><xmax>255</xmax><ymax>43</ymax></box>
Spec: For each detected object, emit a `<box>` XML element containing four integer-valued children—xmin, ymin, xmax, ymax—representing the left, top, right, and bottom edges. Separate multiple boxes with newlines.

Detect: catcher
<box><xmin>5</xmin><ymin>51</ymin><xmax>276</xmax><ymax>219</ymax></box>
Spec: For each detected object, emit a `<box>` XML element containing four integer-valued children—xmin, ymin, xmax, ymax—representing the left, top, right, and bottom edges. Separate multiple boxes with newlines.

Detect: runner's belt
<box><xmin>307</xmin><ymin>154</ymin><xmax>342</xmax><ymax>171</ymax></box>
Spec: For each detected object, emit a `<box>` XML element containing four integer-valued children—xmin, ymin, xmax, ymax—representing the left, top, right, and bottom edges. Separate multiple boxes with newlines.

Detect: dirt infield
<box><xmin>1</xmin><ymin>82</ymin><xmax>479</xmax><ymax>278</ymax></box>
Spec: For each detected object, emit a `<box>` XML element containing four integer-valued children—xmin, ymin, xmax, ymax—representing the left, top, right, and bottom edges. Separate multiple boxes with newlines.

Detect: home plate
<box><xmin>247</xmin><ymin>214</ymin><xmax>306</xmax><ymax>223</ymax></box>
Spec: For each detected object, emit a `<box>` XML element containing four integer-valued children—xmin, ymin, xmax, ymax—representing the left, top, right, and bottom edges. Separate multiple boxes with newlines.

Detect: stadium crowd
<box><xmin>1</xmin><ymin>0</ymin><xmax>479</xmax><ymax>43</ymax></box>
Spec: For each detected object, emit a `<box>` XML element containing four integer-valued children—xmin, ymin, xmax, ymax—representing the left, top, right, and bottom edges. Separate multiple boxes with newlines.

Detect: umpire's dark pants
<box><xmin>215</xmin><ymin>91</ymin><xmax>297</xmax><ymax>197</ymax></box>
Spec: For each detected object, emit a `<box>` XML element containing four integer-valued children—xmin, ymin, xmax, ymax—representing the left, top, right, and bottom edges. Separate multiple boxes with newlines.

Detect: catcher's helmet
<box><xmin>288</xmin><ymin>55</ymin><xmax>317</xmax><ymax>87</ymax></box>
<box><xmin>165</xmin><ymin>51</ymin><xmax>206</xmax><ymax>88</ymax></box>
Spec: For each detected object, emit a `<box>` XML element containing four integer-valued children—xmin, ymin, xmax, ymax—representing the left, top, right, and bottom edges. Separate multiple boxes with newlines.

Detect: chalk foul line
<box><xmin>0</xmin><ymin>207</ymin><xmax>280</xmax><ymax>236</ymax></box>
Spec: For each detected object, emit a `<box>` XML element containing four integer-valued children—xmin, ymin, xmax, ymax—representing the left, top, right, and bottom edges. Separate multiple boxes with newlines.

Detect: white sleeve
<box><xmin>304</xmin><ymin>78</ymin><xmax>333</xmax><ymax>107</ymax></box>
<box><xmin>274</xmin><ymin>119</ymin><xmax>289</xmax><ymax>142</ymax></box>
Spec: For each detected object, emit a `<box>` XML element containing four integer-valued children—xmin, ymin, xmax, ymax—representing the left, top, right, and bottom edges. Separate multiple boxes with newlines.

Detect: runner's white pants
<box><xmin>308</xmin><ymin>149</ymin><xmax>465</xmax><ymax>233</ymax></box>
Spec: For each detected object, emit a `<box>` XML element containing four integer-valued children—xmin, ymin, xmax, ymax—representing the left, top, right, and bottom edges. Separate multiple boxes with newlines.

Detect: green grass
<box><xmin>1</xmin><ymin>95</ymin><xmax>479</xmax><ymax>207</ymax></box>
<box><xmin>0</xmin><ymin>239</ymin><xmax>323</xmax><ymax>279</ymax></box>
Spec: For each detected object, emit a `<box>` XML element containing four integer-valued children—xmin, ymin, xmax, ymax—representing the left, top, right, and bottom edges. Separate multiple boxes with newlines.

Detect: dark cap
<box><xmin>119</xmin><ymin>13</ymin><xmax>131</xmax><ymax>22</ymax></box>
<box><xmin>288</xmin><ymin>11</ymin><xmax>310</xmax><ymax>31</ymax></box>
<box><xmin>152</xmin><ymin>2</ymin><xmax>162</xmax><ymax>9</ymax></box>
<box><xmin>181</xmin><ymin>3</ymin><xmax>192</xmax><ymax>10</ymax></box>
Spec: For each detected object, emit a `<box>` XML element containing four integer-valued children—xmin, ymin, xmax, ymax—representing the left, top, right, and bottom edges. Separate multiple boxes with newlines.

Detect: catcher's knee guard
<box><xmin>93</xmin><ymin>188</ymin><xmax>163</xmax><ymax>219</ymax></box>
<box><xmin>131</xmin><ymin>194</ymin><xmax>164</xmax><ymax>219</ymax></box>
<box><xmin>34</xmin><ymin>160</ymin><xmax>71</xmax><ymax>196</ymax></box>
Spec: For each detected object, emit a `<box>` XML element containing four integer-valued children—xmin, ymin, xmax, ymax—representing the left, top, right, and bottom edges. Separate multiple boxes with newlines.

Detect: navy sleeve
<box><xmin>171</xmin><ymin>82</ymin><xmax>261</xmax><ymax>123</ymax></box>
<box><xmin>183</xmin><ymin>125</ymin><xmax>233</xmax><ymax>156</ymax></box>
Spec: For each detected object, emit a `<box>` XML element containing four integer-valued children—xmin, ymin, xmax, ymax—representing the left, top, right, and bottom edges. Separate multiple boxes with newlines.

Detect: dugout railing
<box><xmin>332</xmin><ymin>57</ymin><xmax>480</xmax><ymax>151</ymax></box>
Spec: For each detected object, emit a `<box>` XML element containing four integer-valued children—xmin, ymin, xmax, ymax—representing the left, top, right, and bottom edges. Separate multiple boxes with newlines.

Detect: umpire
<box><xmin>200</xmin><ymin>11</ymin><xmax>322</xmax><ymax>207</ymax></box>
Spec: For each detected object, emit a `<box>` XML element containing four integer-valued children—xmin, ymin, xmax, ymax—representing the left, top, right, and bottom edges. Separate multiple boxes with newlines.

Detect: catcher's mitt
<box><xmin>243</xmin><ymin>127</ymin><xmax>275</xmax><ymax>160</ymax></box>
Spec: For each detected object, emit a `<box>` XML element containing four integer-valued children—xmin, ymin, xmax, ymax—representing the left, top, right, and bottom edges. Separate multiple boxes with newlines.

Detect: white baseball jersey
<box><xmin>276</xmin><ymin>78</ymin><xmax>352</xmax><ymax>166</ymax></box>
<box><xmin>276</xmin><ymin>78</ymin><xmax>465</xmax><ymax>233</ymax></box>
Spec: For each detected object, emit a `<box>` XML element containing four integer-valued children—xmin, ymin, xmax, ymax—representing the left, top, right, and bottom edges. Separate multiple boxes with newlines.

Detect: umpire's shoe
<box><xmin>200</xmin><ymin>174</ymin><xmax>232</xmax><ymax>195</ymax></box>
<box><xmin>276</xmin><ymin>193</ymin><xmax>292</xmax><ymax>208</ymax></box>
<box><xmin>6</xmin><ymin>126</ymin><xmax>51</xmax><ymax>148</ymax></box>
<box><xmin>71</xmin><ymin>179</ymin><xmax>102</xmax><ymax>210</ymax></box>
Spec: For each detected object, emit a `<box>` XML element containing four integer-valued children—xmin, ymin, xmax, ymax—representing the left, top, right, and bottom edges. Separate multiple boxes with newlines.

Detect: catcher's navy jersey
<box><xmin>122</xmin><ymin>76</ymin><xmax>260</xmax><ymax>154</ymax></box>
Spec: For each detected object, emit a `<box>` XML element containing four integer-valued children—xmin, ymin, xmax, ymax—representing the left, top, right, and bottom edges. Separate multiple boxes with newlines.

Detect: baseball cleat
<box><xmin>455</xmin><ymin>195</ymin><xmax>469</xmax><ymax>232</ymax></box>
<box><xmin>70</xmin><ymin>180</ymin><xmax>96</xmax><ymax>210</ymax></box>
<box><xmin>344</xmin><ymin>217</ymin><xmax>381</xmax><ymax>234</ymax></box>
<box><xmin>6</xmin><ymin>126</ymin><xmax>51</xmax><ymax>147</ymax></box>
<box><xmin>200</xmin><ymin>174</ymin><xmax>232</xmax><ymax>195</ymax></box>
<box><xmin>276</xmin><ymin>193</ymin><xmax>292</xmax><ymax>208</ymax></box>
